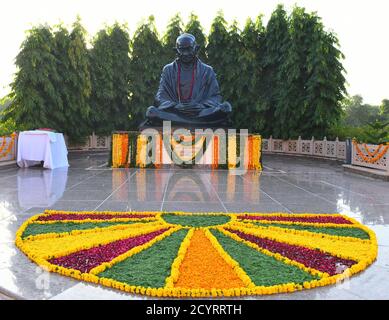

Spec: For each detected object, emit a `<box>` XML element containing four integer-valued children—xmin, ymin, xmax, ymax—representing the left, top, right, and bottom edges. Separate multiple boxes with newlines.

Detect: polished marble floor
<box><xmin>0</xmin><ymin>152</ymin><xmax>388</xmax><ymax>299</ymax></box>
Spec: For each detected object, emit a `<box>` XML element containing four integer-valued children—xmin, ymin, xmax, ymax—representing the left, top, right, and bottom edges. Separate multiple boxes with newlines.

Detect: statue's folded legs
<box><xmin>146</xmin><ymin>102</ymin><xmax>231</xmax><ymax>126</ymax></box>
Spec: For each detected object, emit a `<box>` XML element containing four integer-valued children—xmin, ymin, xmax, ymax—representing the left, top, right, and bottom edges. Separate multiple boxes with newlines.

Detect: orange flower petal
<box><xmin>174</xmin><ymin>229</ymin><xmax>245</xmax><ymax>289</ymax></box>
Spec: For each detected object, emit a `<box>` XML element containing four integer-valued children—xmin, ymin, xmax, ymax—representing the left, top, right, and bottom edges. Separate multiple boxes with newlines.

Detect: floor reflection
<box><xmin>165</xmin><ymin>172</ymin><xmax>217</xmax><ymax>202</ymax></box>
<box><xmin>112</xmin><ymin>169</ymin><xmax>263</xmax><ymax>204</ymax></box>
<box><xmin>17</xmin><ymin>167</ymin><xmax>68</xmax><ymax>209</ymax></box>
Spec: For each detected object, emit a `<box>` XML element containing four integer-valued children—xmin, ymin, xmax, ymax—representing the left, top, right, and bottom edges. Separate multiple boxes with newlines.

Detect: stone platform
<box><xmin>0</xmin><ymin>152</ymin><xmax>388</xmax><ymax>299</ymax></box>
<box><xmin>343</xmin><ymin>164</ymin><xmax>389</xmax><ymax>181</ymax></box>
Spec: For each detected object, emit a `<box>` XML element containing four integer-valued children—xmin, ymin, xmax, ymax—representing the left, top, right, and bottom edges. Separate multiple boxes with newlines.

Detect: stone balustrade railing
<box><xmin>64</xmin><ymin>133</ymin><xmax>111</xmax><ymax>151</ymax></box>
<box><xmin>262</xmin><ymin>136</ymin><xmax>347</xmax><ymax>160</ymax></box>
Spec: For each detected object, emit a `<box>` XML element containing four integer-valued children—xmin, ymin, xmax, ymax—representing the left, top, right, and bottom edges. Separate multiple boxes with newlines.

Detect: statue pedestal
<box><xmin>110</xmin><ymin>130</ymin><xmax>262</xmax><ymax>171</ymax></box>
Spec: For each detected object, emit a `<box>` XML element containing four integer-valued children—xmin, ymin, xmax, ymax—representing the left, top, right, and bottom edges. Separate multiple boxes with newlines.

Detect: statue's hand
<box><xmin>173</xmin><ymin>102</ymin><xmax>204</xmax><ymax>116</ymax></box>
<box><xmin>176</xmin><ymin>103</ymin><xmax>186</xmax><ymax>110</ymax></box>
<box><xmin>180</xmin><ymin>104</ymin><xmax>203</xmax><ymax>116</ymax></box>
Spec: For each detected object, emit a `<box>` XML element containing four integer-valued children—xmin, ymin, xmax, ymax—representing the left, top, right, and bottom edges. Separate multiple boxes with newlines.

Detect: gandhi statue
<box><xmin>142</xmin><ymin>33</ymin><xmax>232</xmax><ymax>127</ymax></box>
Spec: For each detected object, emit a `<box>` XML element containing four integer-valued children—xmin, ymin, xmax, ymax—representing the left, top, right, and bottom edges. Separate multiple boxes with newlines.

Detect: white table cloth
<box><xmin>17</xmin><ymin>130</ymin><xmax>69</xmax><ymax>169</ymax></box>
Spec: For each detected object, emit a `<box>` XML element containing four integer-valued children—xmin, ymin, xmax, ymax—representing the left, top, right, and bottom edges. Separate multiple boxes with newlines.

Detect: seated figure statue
<box><xmin>143</xmin><ymin>33</ymin><xmax>232</xmax><ymax>127</ymax></box>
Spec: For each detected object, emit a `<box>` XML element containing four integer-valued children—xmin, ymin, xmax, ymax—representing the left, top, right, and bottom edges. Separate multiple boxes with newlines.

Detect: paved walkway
<box><xmin>0</xmin><ymin>152</ymin><xmax>388</xmax><ymax>299</ymax></box>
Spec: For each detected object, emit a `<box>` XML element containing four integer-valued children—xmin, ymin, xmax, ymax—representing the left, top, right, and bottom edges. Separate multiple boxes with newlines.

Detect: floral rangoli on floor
<box><xmin>16</xmin><ymin>211</ymin><xmax>377</xmax><ymax>297</ymax></box>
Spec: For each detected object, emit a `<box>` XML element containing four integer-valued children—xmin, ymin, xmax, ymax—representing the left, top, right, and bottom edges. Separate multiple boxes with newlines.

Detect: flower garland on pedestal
<box><xmin>136</xmin><ymin>134</ymin><xmax>148</xmax><ymax>168</ymax></box>
<box><xmin>212</xmin><ymin>135</ymin><xmax>219</xmax><ymax>169</ymax></box>
<box><xmin>169</xmin><ymin>135</ymin><xmax>206</xmax><ymax>164</ymax></box>
<box><xmin>249</xmin><ymin>135</ymin><xmax>262</xmax><ymax>170</ymax></box>
<box><xmin>112</xmin><ymin>133</ymin><xmax>128</xmax><ymax>168</ymax></box>
<box><xmin>228</xmin><ymin>134</ymin><xmax>237</xmax><ymax>169</ymax></box>
<box><xmin>110</xmin><ymin>132</ymin><xmax>262</xmax><ymax>170</ymax></box>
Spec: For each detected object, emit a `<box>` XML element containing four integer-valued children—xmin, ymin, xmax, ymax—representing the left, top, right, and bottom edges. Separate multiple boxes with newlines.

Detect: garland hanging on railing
<box><xmin>0</xmin><ymin>133</ymin><xmax>17</xmax><ymax>160</ymax></box>
<box><xmin>353</xmin><ymin>140</ymin><xmax>389</xmax><ymax>164</ymax></box>
<box><xmin>0</xmin><ymin>137</ymin><xmax>7</xmax><ymax>154</ymax></box>
<box><xmin>363</xmin><ymin>143</ymin><xmax>383</xmax><ymax>158</ymax></box>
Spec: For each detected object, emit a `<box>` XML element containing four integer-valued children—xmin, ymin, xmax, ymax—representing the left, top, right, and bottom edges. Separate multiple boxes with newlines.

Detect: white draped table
<box><xmin>17</xmin><ymin>131</ymin><xmax>69</xmax><ymax>169</ymax></box>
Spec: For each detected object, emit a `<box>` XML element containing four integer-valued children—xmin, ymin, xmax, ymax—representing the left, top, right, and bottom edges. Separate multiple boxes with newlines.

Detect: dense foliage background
<box><xmin>1</xmin><ymin>5</ymin><xmax>387</xmax><ymax>143</ymax></box>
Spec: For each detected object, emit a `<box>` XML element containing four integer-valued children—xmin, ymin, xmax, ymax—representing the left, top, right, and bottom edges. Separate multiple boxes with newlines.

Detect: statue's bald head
<box><xmin>175</xmin><ymin>33</ymin><xmax>199</xmax><ymax>64</ymax></box>
<box><xmin>176</xmin><ymin>33</ymin><xmax>196</xmax><ymax>48</ymax></box>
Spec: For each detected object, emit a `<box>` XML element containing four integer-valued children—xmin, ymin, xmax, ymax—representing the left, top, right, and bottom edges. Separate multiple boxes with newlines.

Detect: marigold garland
<box><xmin>89</xmin><ymin>227</ymin><xmax>179</xmax><ymax>275</ymax></box>
<box><xmin>110</xmin><ymin>132</ymin><xmax>262</xmax><ymax>170</ymax></box>
<box><xmin>204</xmin><ymin>228</ymin><xmax>255</xmax><ymax>288</ymax></box>
<box><xmin>50</xmin><ymin>228</ymin><xmax>170</xmax><ymax>273</ymax></box>
<box><xmin>212</xmin><ymin>135</ymin><xmax>219</xmax><ymax>169</ymax></box>
<box><xmin>136</xmin><ymin>134</ymin><xmax>148</xmax><ymax>168</ymax></box>
<box><xmin>226</xmin><ymin>224</ymin><xmax>373</xmax><ymax>262</ymax></box>
<box><xmin>154</xmin><ymin>134</ymin><xmax>163</xmax><ymax>169</ymax></box>
<box><xmin>121</xmin><ymin>133</ymin><xmax>129</xmax><ymax>165</ymax></box>
<box><xmin>248</xmin><ymin>135</ymin><xmax>253</xmax><ymax>169</ymax></box>
<box><xmin>251</xmin><ymin>135</ymin><xmax>262</xmax><ymax>170</ymax></box>
<box><xmin>227</xmin><ymin>134</ymin><xmax>237</xmax><ymax>169</ymax></box>
<box><xmin>112</xmin><ymin>133</ymin><xmax>128</xmax><ymax>168</ymax></box>
<box><xmin>16</xmin><ymin>211</ymin><xmax>377</xmax><ymax>298</ymax></box>
<box><xmin>235</xmin><ymin>221</ymin><xmax>371</xmax><ymax>243</ymax></box>
<box><xmin>227</xmin><ymin>228</ymin><xmax>356</xmax><ymax>276</ymax></box>
<box><xmin>0</xmin><ymin>133</ymin><xmax>17</xmax><ymax>159</ymax></box>
<box><xmin>353</xmin><ymin>140</ymin><xmax>389</xmax><ymax>164</ymax></box>
<box><xmin>363</xmin><ymin>143</ymin><xmax>383</xmax><ymax>157</ymax></box>
<box><xmin>0</xmin><ymin>136</ymin><xmax>7</xmax><ymax>153</ymax></box>
<box><xmin>216</xmin><ymin>227</ymin><xmax>328</xmax><ymax>279</ymax></box>
<box><xmin>173</xmin><ymin>229</ymin><xmax>246</xmax><ymax>289</ymax></box>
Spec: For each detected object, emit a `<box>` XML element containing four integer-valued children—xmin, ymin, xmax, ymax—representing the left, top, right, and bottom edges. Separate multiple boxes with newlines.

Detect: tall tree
<box><xmin>57</xmin><ymin>19</ymin><xmax>92</xmax><ymax>141</ymax></box>
<box><xmin>128</xmin><ymin>16</ymin><xmax>164</xmax><ymax>129</ymax></box>
<box><xmin>239</xmin><ymin>16</ymin><xmax>266</xmax><ymax>132</ymax></box>
<box><xmin>275</xmin><ymin>6</ymin><xmax>313</xmax><ymax>139</ymax></box>
<box><xmin>341</xmin><ymin>95</ymin><xmax>381</xmax><ymax>126</ymax></box>
<box><xmin>380</xmin><ymin>99</ymin><xmax>389</xmax><ymax>121</ymax></box>
<box><xmin>5</xmin><ymin>20</ymin><xmax>92</xmax><ymax>142</ymax></box>
<box><xmin>185</xmin><ymin>13</ymin><xmax>207</xmax><ymax>62</ymax></box>
<box><xmin>262</xmin><ymin>4</ymin><xmax>291</xmax><ymax>138</ymax></box>
<box><xmin>303</xmin><ymin>11</ymin><xmax>346</xmax><ymax>137</ymax></box>
<box><xmin>162</xmin><ymin>14</ymin><xmax>183</xmax><ymax>65</ymax></box>
<box><xmin>0</xmin><ymin>96</ymin><xmax>17</xmax><ymax>136</ymax></box>
<box><xmin>207</xmin><ymin>11</ymin><xmax>230</xmax><ymax>102</ymax></box>
<box><xmin>89</xmin><ymin>23</ymin><xmax>131</xmax><ymax>134</ymax></box>
<box><xmin>52</xmin><ymin>25</ymin><xmax>72</xmax><ymax>129</ymax></box>
<box><xmin>222</xmin><ymin>20</ymin><xmax>245</xmax><ymax>129</ymax></box>
<box><xmin>4</xmin><ymin>26</ymin><xmax>59</xmax><ymax>130</ymax></box>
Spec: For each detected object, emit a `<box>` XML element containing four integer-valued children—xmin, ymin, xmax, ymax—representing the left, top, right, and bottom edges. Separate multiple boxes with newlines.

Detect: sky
<box><xmin>0</xmin><ymin>0</ymin><xmax>388</xmax><ymax>105</ymax></box>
